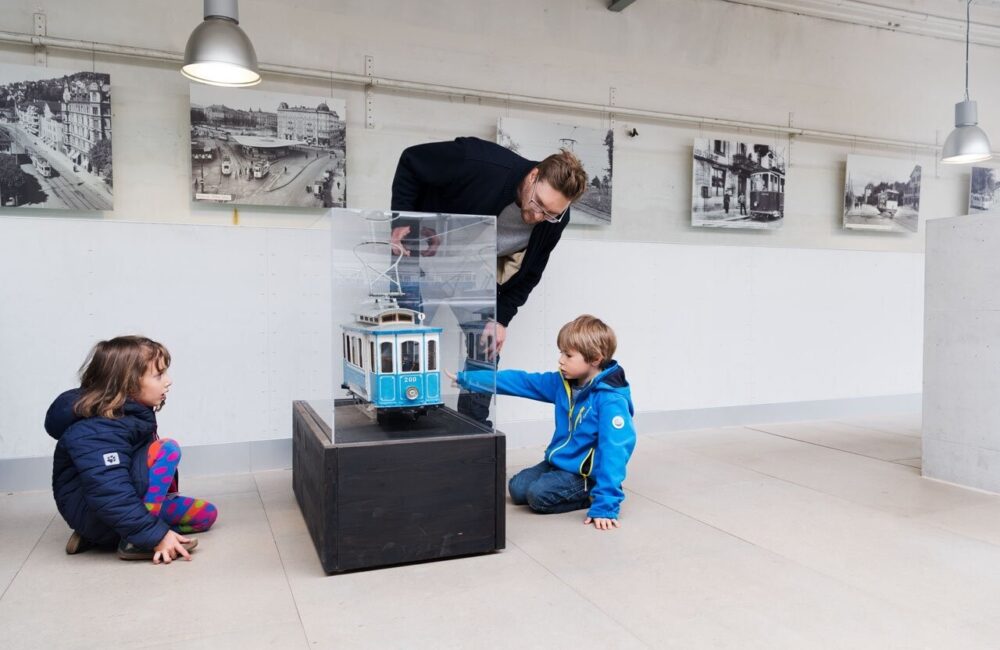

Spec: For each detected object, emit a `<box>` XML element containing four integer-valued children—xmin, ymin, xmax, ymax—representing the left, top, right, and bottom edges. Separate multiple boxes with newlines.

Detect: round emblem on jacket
<box><xmin>612</xmin><ymin>415</ymin><xmax>625</xmax><ymax>429</ymax></box>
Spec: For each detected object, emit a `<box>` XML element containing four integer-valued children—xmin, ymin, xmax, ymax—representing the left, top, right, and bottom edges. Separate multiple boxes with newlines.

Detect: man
<box><xmin>390</xmin><ymin>136</ymin><xmax>588</xmax><ymax>355</ymax></box>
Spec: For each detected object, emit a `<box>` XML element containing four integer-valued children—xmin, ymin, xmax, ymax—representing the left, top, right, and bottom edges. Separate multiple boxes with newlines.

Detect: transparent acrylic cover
<box><xmin>327</xmin><ymin>208</ymin><xmax>497</xmax><ymax>444</ymax></box>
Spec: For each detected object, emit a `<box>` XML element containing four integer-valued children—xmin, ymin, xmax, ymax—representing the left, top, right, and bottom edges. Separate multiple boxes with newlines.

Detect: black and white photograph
<box><xmin>843</xmin><ymin>154</ymin><xmax>921</xmax><ymax>232</ymax></box>
<box><xmin>0</xmin><ymin>62</ymin><xmax>113</xmax><ymax>211</ymax></box>
<box><xmin>969</xmin><ymin>167</ymin><xmax>1000</xmax><ymax>214</ymax></box>
<box><xmin>190</xmin><ymin>85</ymin><xmax>346</xmax><ymax>208</ymax></box>
<box><xmin>692</xmin><ymin>138</ymin><xmax>785</xmax><ymax>229</ymax></box>
<box><xmin>497</xmin><ymin>116</ymin><xmax>613</xmax><ymax>225</ymax></box>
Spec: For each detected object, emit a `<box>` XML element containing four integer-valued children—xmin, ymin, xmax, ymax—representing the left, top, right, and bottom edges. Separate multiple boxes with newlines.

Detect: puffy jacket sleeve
<box><xmin>586</xmin><ymin>393</ymin><xmax>637</xmax><ymax>520</ymax></box>
<box><xmin>62</xmin><ymin>422</ymin><xmax>169</xmax><ymax>549</ymax></box>
<box><xmin>458</xmin><ymin>369</ymin><xmax>563</xmax><ymax>403</ymax></box>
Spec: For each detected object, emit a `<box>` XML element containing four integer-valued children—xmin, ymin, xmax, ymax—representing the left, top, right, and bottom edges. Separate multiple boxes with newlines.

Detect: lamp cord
<box><xmin>965</xmin><ymin>0</ymin><xmax>971</xmax><ymax>101</ymax></box>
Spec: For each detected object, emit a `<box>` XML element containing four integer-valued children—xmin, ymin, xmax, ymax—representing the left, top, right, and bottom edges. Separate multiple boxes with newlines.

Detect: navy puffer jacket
<box><xmin>45</xmin><ymin>389</ymin><xmax>170</xmax><ymax>549</ymax></box>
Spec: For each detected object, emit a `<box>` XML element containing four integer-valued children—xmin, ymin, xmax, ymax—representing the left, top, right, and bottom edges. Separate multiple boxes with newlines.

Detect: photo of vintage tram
<box><xmin>749</xmin><ymin>169</ymin><xmax>784</xmax><ymax>221</ymax></box>
<box><xmin>341</xmin><ymin>300</ymin><xmax>443</xmax><ymax>421</ymax></box>
<box><xmin>30</xmin><ymin>153</ymin><xmax>52</xmax><ymax>178</ymax></box>
<box><xmin>877</xmin><ymin>189</ymin><xmax>899</xmax><ymax>216</ymax></box>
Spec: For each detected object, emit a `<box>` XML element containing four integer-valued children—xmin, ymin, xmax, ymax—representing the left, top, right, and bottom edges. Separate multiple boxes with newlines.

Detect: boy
<box><xmin>454</xmin><ymin>315</ymin><xmax>636</xmax><ymax>530</ymax></box>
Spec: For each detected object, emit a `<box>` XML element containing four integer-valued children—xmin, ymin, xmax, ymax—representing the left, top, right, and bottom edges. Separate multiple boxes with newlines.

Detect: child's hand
<box><xmin>153</xmin><ymin>530</ymin><xmax>193</xmax><ymax>564</ymax></box>
<box><xmin>584</xmin><ymin>516</ymin><xmax>620</xmax><ymax>531</ymax></box>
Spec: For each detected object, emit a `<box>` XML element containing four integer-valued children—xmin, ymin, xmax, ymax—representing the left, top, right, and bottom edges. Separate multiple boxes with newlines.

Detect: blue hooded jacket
<box><xmin>458</xmin><ymin>362</ymin><xmax>636</xmax><ymax>519</ymax></box>
<box><xmin>44</xmin><ymin>389</ymin><xmax>171</xmax><ymax>549</ymax></box>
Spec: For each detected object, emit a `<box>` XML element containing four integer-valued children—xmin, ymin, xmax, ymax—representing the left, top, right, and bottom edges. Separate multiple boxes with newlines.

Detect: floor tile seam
<box><xmin>624</xmin><ymin>490</ymin><xmax>998</xmax><ymax>632</ymax></box>
<box><xmin>0</xmin><ymin>512</ymin><xmax>56</xmax><ymax>603</ymax></box>
<box><xmin>250</xmin><ymin>474</ymin><xmax>312</xmax><ymax>650</ymax></box>
<box><xmin>828</xmin><ymin>420</ymin><xmax>923</xmax><ymax>440</ymax></box>
<box><xmin>742</xmin><ymin>425</ymin><xmax>915</xmax><ymax>464</ymax></box>
<box><xmin>904</xmin><ymin>512</ymin><xmax>1000</xmax><ymax>553</ymax></box>
<box><xmin>632</xmin><ymin>450</ymin><xmax>968</xmax><ymax>538</ymax></box>
<box><xmin>502</xmin><ymin>537</ymin><xmax>654</xmax><ymax>649</ymax></box>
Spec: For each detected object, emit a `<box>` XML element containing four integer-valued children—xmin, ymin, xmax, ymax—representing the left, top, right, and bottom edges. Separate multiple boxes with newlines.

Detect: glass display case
<box><xmin>329</xmin><ymin>208</ymin><xmax>497</xmax><ymax>443</ymax></box>
<box><xmin>292</xmin><ymin>208</ymin><xmax>505</xmax><ymax>573</ymax></box>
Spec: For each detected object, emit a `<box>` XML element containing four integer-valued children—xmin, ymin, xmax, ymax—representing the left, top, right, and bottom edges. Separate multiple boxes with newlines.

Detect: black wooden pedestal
<box><xmin>292</xmin><ymin>400</ymin><xmax>505</xmax><ymax>574</ymax></box>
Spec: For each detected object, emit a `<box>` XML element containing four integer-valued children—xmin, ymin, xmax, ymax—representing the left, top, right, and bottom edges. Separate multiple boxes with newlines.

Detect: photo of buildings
<box><xmin>691</xmin><ymin>138</ymin><xmax>785</xmax><ymax>229</ymax></box>
<box><xmin>0</xmin><ymin>62</ymin><xmax>113</xmax><ymax>210</ymax></box>
<box><xmin>190</xmin><ymin>85</ymin><xmax>346</xmax><ymax>208</ymax></box>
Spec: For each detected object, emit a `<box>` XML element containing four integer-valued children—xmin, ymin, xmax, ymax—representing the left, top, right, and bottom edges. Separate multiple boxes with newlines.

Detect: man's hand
<box><xmin>389</xmin><ymin>226</ymin><xmax>440</xmax><ymax>257</ymax></box>
<box><xmin>153</xmin><ymin>530</ymin><xmax>193</xmax><ymax>564</ymax></box>
<box><xmin>444</xmin><ymin>369</ymin><xmax>459</xmax><ymax>386</ymax></box>
<box><xmin>480</xmin><ymin>321</ymin><xmax>507</xmax><ymax>359</ymax></box>
<box><xmin>390</xmin><ymin>226</ymin><xmax>412</xmax><ymax>257</ymax></box>
<box><xmin>584</xmin><ymin>517</ymin><xmax>620</xmax><ymax>531</ymax></box>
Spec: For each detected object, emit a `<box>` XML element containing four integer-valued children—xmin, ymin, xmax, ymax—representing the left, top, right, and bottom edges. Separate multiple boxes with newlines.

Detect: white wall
<box><xmin>0</xmin><ymin>0</ymin><xmax>961</xmax><ymax>461</ymax></box>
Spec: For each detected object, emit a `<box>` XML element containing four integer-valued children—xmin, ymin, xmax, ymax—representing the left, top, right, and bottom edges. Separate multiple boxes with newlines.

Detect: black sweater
<box><xmin>390</xmin><ymin>137</ymin><xmax>570</xmax><ymax>326</ymax></box>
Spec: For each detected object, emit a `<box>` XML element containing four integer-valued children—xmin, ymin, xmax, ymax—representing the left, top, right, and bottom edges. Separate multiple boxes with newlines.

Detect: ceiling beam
<box><xmin>720</xmin><ymin>0</ymin><xmax>1000</xmax><ymax>48</ymax></box>
<box><xmin>608</xmin><ymin>0</ymin><xmax>638</xmax><ymax>12</ymax></box>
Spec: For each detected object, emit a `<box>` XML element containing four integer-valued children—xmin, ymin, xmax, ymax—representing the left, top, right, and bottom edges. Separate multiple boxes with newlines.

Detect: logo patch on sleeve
<box><xmin>612</xmin><ymin>416</ymin><xmax>625</xmax><ymax>430</ymax></box>
<box><xmin>102</xmin><ymin>452</ymin><xmax>121</xmax><ymax>466</ymax></box>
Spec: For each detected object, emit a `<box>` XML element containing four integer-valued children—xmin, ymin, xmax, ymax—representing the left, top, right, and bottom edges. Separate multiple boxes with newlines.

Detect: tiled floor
<box><xmin>4</xmin><ymin>413</ymin><xmax>1000</xmax><ymax>649</ymax></box>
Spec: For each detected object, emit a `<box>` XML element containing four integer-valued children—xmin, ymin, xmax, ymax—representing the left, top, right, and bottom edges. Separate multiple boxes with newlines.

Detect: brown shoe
<box><xmin>65</xmin><ymin>531</ymin><xmax>93</xmax><ymax>555</ymax></box>
<box><xmin>117</xmin><ymin>537</ymin><xmax>198</xmax><ymax>561</ymax></box>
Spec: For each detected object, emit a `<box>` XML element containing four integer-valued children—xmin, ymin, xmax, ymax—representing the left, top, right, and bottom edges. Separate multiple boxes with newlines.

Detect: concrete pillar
<box><xmin>923</xmin><ymin>213</ymin><xmax>1000</xmax><ymax>493</ymax></box>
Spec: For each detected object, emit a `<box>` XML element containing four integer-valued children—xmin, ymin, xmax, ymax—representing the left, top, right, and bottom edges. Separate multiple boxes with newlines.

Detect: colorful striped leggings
<box><xmin>144</xmin><ymin>438</ymin><xmax>218</xmax><ymax>534</ymax></box>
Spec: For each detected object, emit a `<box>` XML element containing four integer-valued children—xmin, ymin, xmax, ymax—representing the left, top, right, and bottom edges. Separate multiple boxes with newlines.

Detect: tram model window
<box><xmin>370</xmin><ymin>341</ymin><xmax>375</xmax><ymax>372</ymax></box>
<box><xmin>342</xmin><ymin>334</ymin><xmax>347</xmax><ymax>360</ymax></box>
<box><xmin>401</xmin><ymin>340</ymin><xmax>421</xmax><ymax>373</ymax></box>
<box><xmin>380</xmin><ymin>342</ymin><xmax>394</xmax><ymax>373</ymax></box>
<box><xmin>427</xmin><ymin>340</ymin><xmax>437</xmax><ymax>371</ymax></box>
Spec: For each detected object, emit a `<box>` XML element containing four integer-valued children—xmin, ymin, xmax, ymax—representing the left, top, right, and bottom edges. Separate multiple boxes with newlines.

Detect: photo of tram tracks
<box><xmin>969</xmin><ymin>166</ymin><xmax>1000</xmax><ymax>215</ymax></box>
<box><xmin>0</xmin><ymin>63</ymin><xmax>113</xmax><ymax>211</ymax></box>
<box><xmin>190</xmin><ymin>85</ymin><xmax>346</xmax><ymax>209</ymax></box>
<box><xmin>843</xmin><ymin>154</ymin><xmax>921</xmax><ymax>233</ymax></box>
<box><xmin>497</xmin><ymin>116</ymin><xmax>614</xmax><ymax>226</ymax></box>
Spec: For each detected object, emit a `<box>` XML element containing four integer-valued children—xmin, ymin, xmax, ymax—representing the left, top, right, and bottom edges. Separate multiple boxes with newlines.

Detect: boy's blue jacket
<box><xmin>458</xmin><ymin>361</ymin><xmax>636</xmax><ymax>519</ymax></box>
<box><xmin>44</xmin><ymin>388</ymin><xmax>170</xmax><ymax>549</ymax></box>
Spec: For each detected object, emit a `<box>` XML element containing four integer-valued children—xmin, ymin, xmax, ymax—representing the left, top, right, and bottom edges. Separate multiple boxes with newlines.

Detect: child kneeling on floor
<box><xmin>454</xmin><ymin>315</ymin><xmax>636</xmax><ymax>530</ymax></box>
<box><xmin>45</xmin><ymin>336</ymin><xmax>218</xmax><ymax>563</ymax></box>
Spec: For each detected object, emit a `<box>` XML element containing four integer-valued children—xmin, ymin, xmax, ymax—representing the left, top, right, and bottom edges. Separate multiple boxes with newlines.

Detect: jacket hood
<box><xmin>45</xmin><ymin>388</ymin><xmax>156</xmax><ymax>440</ymax></box>
<box><xmin>45</xmin><ymin>389</ymin><xmax>82</xmax><ymax>440</ymax></box>
<box><xmin>595</xmin><ymin>361</ymin><xmax>629</xmax><ymax>390</ymax></box>
<box><xmin>588</xmin><ymin>361</ymin><xmax>634</xmax><ymax>414</ymax></box>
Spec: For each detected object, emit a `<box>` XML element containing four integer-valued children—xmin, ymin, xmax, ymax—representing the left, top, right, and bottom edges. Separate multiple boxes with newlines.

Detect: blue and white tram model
<box><xmin>340</xmin><ymin>300</ymin><xmax>443</xmax><ymax>418</ymax></box>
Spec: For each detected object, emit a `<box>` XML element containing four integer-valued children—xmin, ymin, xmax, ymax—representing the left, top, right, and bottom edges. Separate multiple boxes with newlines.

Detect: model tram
<box><xmin>341</xmin><ymin>300</ymin><xmax>443</xmax><ymax>419</ymax></box>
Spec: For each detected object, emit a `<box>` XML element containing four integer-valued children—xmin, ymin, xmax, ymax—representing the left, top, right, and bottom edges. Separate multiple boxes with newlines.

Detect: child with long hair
<box><xmin>44</xmin><ymin>336</ymin><xmax>218</xmax><ymax>564</ymax></box>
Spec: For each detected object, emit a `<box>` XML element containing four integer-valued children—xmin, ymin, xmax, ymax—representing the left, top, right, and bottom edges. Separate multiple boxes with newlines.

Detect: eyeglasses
<box><xmin>528</xmin><ymin>181</ymin><xmax>570</xmax><ymax>223</ymax></box>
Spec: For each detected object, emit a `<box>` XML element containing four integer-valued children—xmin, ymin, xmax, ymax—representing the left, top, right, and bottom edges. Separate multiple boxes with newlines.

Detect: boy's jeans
<box><xmin>508</xmin><ymin>461</ymin><xmax>592</xmax><ymax>514</ymax></box>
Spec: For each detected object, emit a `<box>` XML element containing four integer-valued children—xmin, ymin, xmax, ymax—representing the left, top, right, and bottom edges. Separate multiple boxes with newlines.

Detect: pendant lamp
<box><xmin>182</xmin><ymin>0</ymin><xmax>261</xmax><ymax>87</ymax></box>
<box><xmin>942</xmin><ymin>0</ymin><xmax>991</xmax><ymax>164</ymax></box>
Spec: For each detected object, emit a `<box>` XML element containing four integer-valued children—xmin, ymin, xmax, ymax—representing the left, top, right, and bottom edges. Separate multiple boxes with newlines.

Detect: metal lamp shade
<box><xmin>182</xmin><ymin>17</ymin><xmax>261</xmax><ymax>87</ymax></box>
<box><xmin>942</xmin><ymin>100</ymin><xmax>992</xmax><ymax>164</ymax></box>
